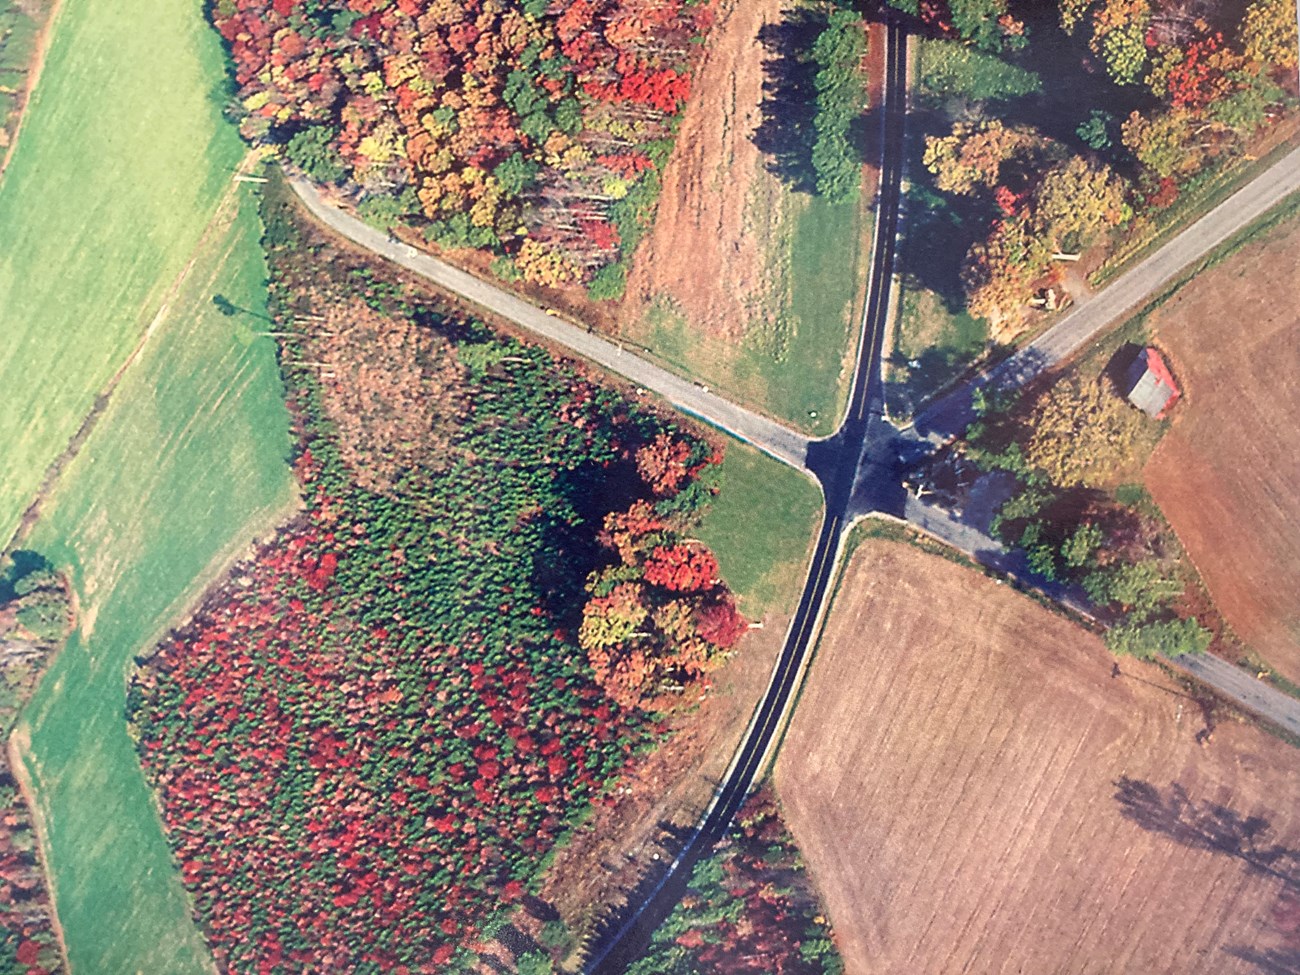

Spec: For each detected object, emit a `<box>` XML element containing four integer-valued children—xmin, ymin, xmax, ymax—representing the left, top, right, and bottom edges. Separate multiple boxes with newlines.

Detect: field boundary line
<box><xmin>4</xmin><ymin>172</ymin><xmax>252</xmax><ymax>553</ymax></box>
<box><xmin>0</xmin><ymin>0</ymin><xmax>68</xmax><ymax>183</ymax></box>
<box><xmin>6</xmin><ymin>727</ymin><xmax>69</xmax><ymax>973</ymax></box>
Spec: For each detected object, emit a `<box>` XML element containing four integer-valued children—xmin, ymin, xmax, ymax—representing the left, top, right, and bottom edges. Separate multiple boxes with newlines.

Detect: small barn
<box><xmin>1125</xmin><ymin>347</ymin><xmax>1180</xmax><ymax>418</ymax></box>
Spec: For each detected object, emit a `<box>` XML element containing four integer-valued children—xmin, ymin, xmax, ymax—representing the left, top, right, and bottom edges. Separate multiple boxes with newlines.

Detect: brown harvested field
<box><xmin>775</xmin><ymin>538</ymin><xmax>1300</xmax><ymax>975</ymax></box>
<box><xmin>622</xmin><ymin>0</ymin><xmax>784</xmax><ymax>341</ymax></box>
<box><xmin>1143</xmin><ymin>212</ymin><xmax>1300</xmax><ymax>685</ymax></box>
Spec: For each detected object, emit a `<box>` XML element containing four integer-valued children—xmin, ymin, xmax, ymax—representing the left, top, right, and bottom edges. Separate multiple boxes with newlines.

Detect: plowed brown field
<box><xmin>776</xmin><ymin>539</ymin><xmax>1300</xmax><ymax>975</ymax></box>
<box><xmin>1143</xmin><ymin>214</ymin><xmax>1300</xmax><ymax>684</ymax></box>
<box><xmin>622</xmin><ymin>0</ymin><xmax>782</xmax><ymax>341</ymax></box>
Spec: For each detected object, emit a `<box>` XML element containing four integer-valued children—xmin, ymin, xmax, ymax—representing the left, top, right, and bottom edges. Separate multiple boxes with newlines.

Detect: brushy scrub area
<box><xmin>121</xmin><ymin>178</ymin><xmax>747</xmax><ymax>973</ymax></box>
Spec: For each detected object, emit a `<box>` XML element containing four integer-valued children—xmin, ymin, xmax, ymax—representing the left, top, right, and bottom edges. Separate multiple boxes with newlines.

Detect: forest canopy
<box><xmin>215</xmin><ymin>0</ymin><xmax>716</xmax><ymax>293</ymax></box>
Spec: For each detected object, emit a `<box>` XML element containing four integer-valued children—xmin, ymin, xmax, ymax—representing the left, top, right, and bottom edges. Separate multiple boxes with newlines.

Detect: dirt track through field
<box><xmin>1144</xmin><ymin>213</ymin><xmax>1300</xmax><ymax>685</ymax></box>
<box><xmin>776</xmin><ymin>539</ymin><xmax>1300</xmax><ymax>975</ymax></box>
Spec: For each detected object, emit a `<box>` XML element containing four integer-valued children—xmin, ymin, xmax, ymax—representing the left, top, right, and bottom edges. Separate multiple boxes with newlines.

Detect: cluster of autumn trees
<box><xmin>965</xmin><ymin>378</ymin><xmax>1211</xmax><ymax>661</ymax></box>
<box><xmin>125</xmin><ymin>182</ymin><xmax>741</xmax><ymax>972</ymax></box>
<box><xmin>580</xmin><ymin>433</ymin><xmax>746</xmax><ymax>712</ymax></box>
<box><xmin>215</xmin><ymin>0</ymin><xmax>716</xmax><ymax>296</ymax></box>
<box><xmin>0</xmin><ymin>555</ymin><xmax>69</xmax><ymax>975</ymax></box>
<box><xmin>627</xmin><ymin>787</ymin><xmax>843</xmax><ymax>975</ymax></box>
<box><xmin>904</xmin><ymin>0</ymin><xmax>1297</xmax><ymax>330</ymax></box>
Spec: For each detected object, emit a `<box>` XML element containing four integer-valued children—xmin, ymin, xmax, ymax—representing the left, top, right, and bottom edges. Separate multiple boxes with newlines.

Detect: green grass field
<box><xmin>698</xmin><ymin>440</ymin><xmax>823</xmax><ymax>619</ymax></box>
<box><xmin>0</xmin><ymin>0</ymin><xmax>247</xmax><ymax>547</ymax></box>
<box><xmin>16</xmin><ymin>193</ymin><xmax>295</xmax><ymax>975</ymax></box>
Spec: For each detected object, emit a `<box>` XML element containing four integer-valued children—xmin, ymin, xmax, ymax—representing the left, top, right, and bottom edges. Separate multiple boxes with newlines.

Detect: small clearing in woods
<box><xmin>776</xmin><ymin>538</ymin><xmax>1300</xmax><ymax>975</ymax></box>
<box><xmin>1143</xmin><ymin>210</ymin><xmax>1300</xmax><ymax>686</ymax></box>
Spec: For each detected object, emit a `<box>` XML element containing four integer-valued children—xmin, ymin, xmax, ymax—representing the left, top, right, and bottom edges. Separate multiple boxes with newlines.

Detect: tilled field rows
<box><xmin>1144</xmin><ymin>213</ymin><xmax>1300</xmax><ymax>684</ymax></box>
<box><xmin>776</xmin><ymin>539</ymin><xmax>1300</xmax><ymax>974</ymax></box>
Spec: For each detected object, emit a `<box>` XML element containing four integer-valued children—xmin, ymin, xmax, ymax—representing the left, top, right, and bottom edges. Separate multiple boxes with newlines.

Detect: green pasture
<box><xmin>698</xmin><ymin>440</ymin><xmax>823</xmax><ymax>619</ymax></box>
<box><xmin>0</xmin><ymin>0</ymin><xmax>246</xmax><ymax>546</ymax></box>
<box><xmin>16</xmin><ymin>194</ymin><xmax>294</xmax><ymax>975</ymax></box>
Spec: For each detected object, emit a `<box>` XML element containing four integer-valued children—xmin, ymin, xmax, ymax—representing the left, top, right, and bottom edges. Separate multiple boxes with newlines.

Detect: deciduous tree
<box><xmin>1033</xmin><ymin>157</ymin><xmax>1130</xmax><ymax>250</ymax></box>
<box><xmin>1241</xmin><ymin>0</ymin><xmax>1300</xmax><ymax>71</ymax></box>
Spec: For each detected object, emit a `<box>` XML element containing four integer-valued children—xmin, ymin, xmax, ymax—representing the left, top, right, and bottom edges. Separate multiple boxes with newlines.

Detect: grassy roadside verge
<box><xmin>629</xmin><ymin>188</ymin><xmax>868</xmax><ymax>438</ymax></box>
<box><xmin>15</xmin><ymin>193</ymin><xmax>295</xmax><ymax>975</ymax></box>
<box><xmin>698</xmin><ymin>439</ymin><xmax>824</xmax><ymax>620</ymax></box>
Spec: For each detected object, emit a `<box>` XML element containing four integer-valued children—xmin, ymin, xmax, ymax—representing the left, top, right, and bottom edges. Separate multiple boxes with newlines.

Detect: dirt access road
<box><xmin>777</xmin><ymin>538</ymin><xmax>1300</xmax><ymax>975</ymax></box>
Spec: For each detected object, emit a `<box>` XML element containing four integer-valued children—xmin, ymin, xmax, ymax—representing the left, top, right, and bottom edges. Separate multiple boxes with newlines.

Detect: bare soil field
<box><xmin>1144</xmin><ymin>212</ymin><xmax>1300</xmax><ymax>685</ymax></box>
<box><xmin>776</xmin><ymin>538</ymin><xmax>1300</xmax><ymax>975</ymax></box>
<box><xmin>621</xmin><ymin>0</ymin><xmax>783</xmax><ymax>342</ymax></box>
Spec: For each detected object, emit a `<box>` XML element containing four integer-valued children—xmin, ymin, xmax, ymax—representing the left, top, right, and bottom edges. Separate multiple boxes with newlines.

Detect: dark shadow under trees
<box><xmin>753</xmin><ymin>8</ymin><xmax>829</xmax><ymax>194</ymax></box>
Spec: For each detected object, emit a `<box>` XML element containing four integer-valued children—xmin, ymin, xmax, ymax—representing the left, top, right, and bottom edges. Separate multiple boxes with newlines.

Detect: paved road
<box><xmin>1169</xmin><ymin>652</ymin><xmax>1300</xmax><ymax>740</ymax></box>
<box><xmin>904</xmin><ymin>497</ymin><xmax>1300</xmax><ymax>741</ymax></box>
<box><xmin>914</xmin><ymin>142</ymin><xmax>1300</xmax><ymax>442</ymax></box>
<box><xmin>582</xmin><ymin>15</ymin><xmax>910</xmax><ymax>974</ymax></box>
<box><xmin>291</xmin><ymin>178</ymin><xmax>813</xmax><ymax>472</ymax></box>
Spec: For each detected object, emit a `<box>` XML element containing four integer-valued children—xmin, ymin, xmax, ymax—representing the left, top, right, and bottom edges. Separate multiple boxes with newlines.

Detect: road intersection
<box><xmin>288</xmin><ymin>16</ymin><xmax>1300</xmax><ymax>967</ymax></box>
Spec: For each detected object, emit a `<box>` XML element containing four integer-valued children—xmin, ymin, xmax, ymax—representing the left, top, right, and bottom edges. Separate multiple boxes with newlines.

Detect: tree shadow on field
<box><xmin>1114</xmin><ymin>777</ymin><xmax>1300</xmax><ymax>891</ymax></box>
<box><xmin>1225</xmin><ymin>886</ymin><xmax>1300</xmax><ymax>973</ymax></box>
<box><xmin>1226</xmin><ymin>945</ymin><xmax>1300</xmax><ymax>975</ymax></box>
<box><xmin>894</xmin><ymin>126</ymin><xmax>989</xmax><ymax>314</ymax></box>
<box><xmin>753</xmin><ymin>7</ymin><xmax>828</xmax><ymax>194</ymax></box>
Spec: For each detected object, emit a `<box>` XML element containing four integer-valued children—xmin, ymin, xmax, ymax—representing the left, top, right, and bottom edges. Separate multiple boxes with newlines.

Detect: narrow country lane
<box><xmin>582</xmin><ymin>15</ymin><xmax>910</xmax><ymax>973</ymax></box>
<box><xmin>903</xmin><ymin>495</ymin><xmax>1300</xmax><ymax>741</ymax></box>
<box><xmin>290</xmin><ymin>178</ymin><xmax>814</xmax><ymax>472</ymax></box>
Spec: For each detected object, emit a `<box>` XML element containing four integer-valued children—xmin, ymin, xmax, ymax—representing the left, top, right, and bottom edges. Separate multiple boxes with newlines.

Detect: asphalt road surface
<box><xmin>291</xmin><ymin>178</ymin><xmax>813</xmax><ymax>472</ymax></box>
<box><xmin>582</xmin><ymin>15</ymin><xmax>910</xmax><ymax>974</ymax></box>
<box><xmin>914</xmin><ymin>142</ymin><xmax>1300</xmax><ymax>443</ymax></box>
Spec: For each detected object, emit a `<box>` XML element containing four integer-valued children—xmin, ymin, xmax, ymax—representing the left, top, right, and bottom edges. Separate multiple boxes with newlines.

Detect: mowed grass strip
<box><xmin>777</xmin><ymin>193</ymin><xmax>866</xmax><ymax>432</ymax></box>
<box><xmin>16</xmin><ymin>193</ymin><xmax>295</xmax><ymax>975</ymax></box>
<box><xmin>0</xmin><ymin>0</ymin><xmax>246</xmax><ymax>545</ymax></box>
<box><xmin>698</xmin><ymin>439</ymin><xmax>823</xmax><ymax>619</ymax></box>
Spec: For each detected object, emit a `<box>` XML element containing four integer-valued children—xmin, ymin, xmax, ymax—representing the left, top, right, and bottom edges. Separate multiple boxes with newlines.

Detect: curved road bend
<box><xmin>290</xmin><ymin>177</ymin><xmax>813</xmax><ymax>472</ymax></box>
<box><xmin>914</xmin><ymin>141</ymin><xmax>1300</xmax><ymax>442</ymax></box>
<box><xmin>581</xmin><ymin>17</ymin><xmax>910</xmax><ymax>974</ymax></box>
